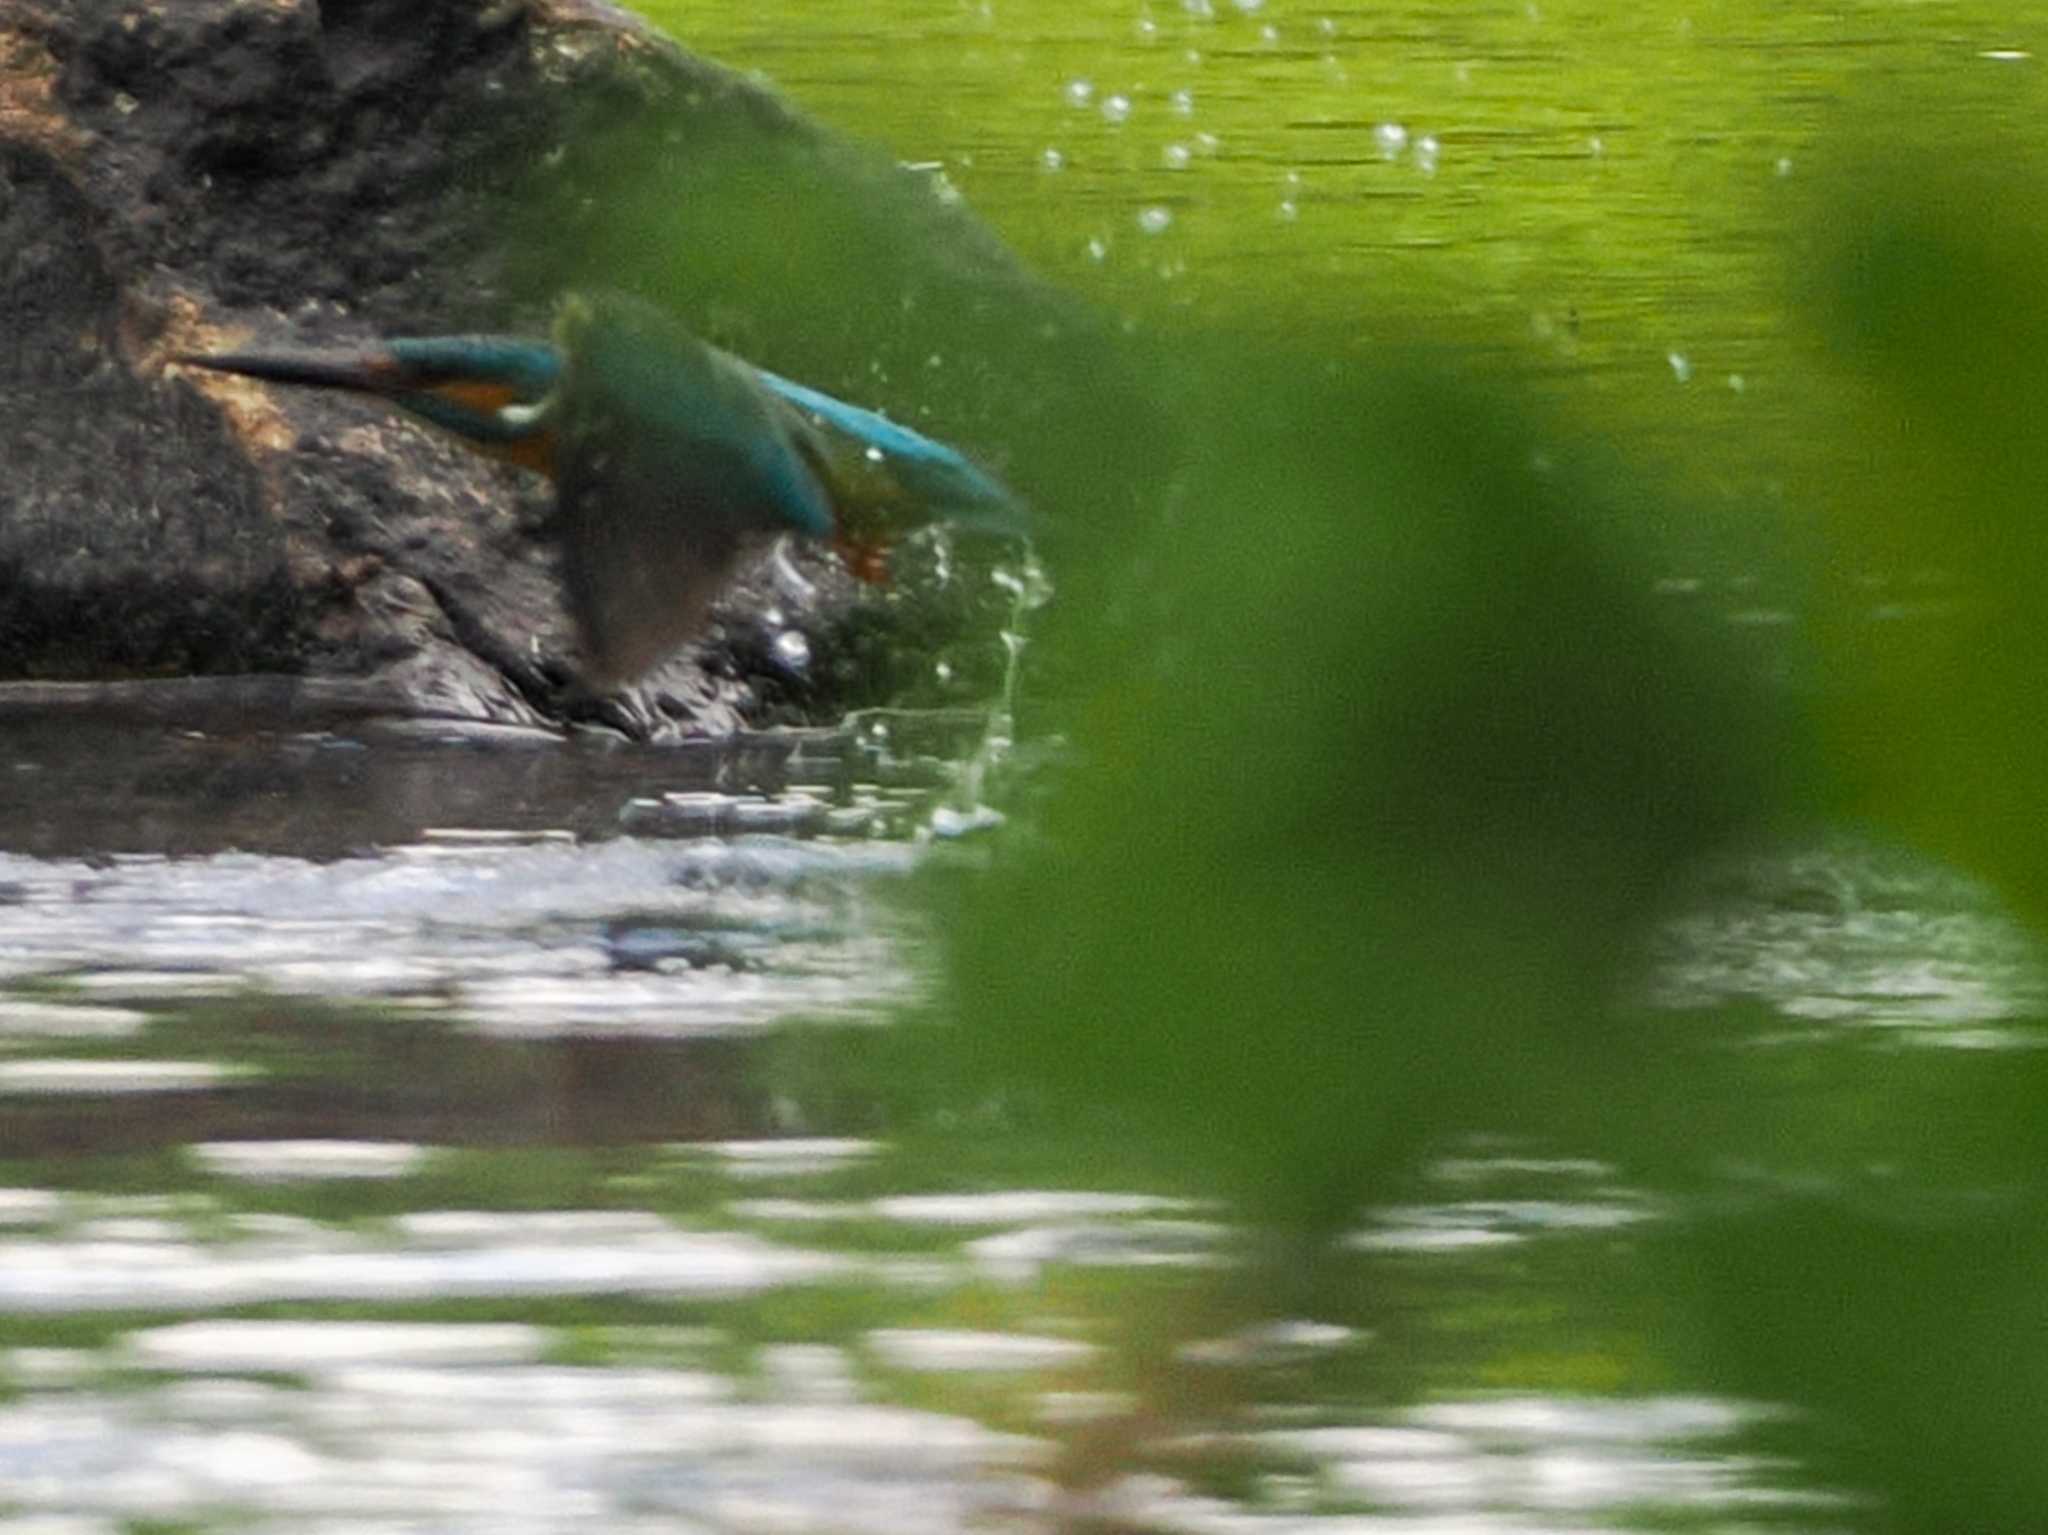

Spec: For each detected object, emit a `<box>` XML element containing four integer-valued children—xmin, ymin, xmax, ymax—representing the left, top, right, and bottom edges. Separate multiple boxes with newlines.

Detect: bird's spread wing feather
<box><xmin>548</xmin><ymin>295</ymin><xmax>832</xmax><ymax>684</ymax></box>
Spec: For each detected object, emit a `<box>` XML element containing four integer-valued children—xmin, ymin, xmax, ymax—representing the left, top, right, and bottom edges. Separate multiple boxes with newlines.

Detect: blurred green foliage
<box><xmin>917</xmin><ymin>139</ymin><xmax>2048</xmax><ymax>1532</ymax></box>
<box><xmin>525</xmin><ymin>23</ymin><xmax>2048</xmax><ymax>1522</ymax></box>
<box><xmin>940</xmin><ymin>340</ymin><xmax>1784</xmax><ymax>1229</ymax></box>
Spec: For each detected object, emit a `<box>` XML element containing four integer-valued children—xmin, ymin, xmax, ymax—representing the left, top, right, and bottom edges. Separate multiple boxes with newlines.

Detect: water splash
<box><xmin>933</xmin><ymin>548</ymin><xmax>1055</xmax><ymax>836</ymax></box>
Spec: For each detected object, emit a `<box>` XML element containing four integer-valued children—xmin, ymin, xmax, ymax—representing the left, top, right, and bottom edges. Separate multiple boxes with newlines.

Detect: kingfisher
<box><xmin>176</xmin><ymin>292</ymin><xmax>1030</xmax><ymax>686</ymax></box>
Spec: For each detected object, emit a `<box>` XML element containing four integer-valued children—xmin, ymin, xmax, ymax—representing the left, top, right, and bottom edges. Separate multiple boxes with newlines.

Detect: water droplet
<box><xmin>1318</xmin><ymin>16</ymin><xmax>1338</xmax><ymax>36</ymax></box>
<box><xmin>1195</xmin><ymin>130</ymin><xmax>1222</xmax><ymax>154</ymax></box>
<box><xmin>1163</xmin><ymin>142</ymin><xmax>1192</xmax><ymax>169</ymax></box>
<box><xmin>1170</xmin><ymin>87</ymin><xmax>1195</xmax><ymax>116</ymax></box>
<box><xmin>1086</xmin><ymin>235</ymin><xmax>1110</xmax><ymax>261</ymax></box>
<box><xmin>1277</xmin><ymin>199</ymin><xmax>1299</xmax><ymax>221</ymax></box>
<box><xmin>1040</xmin><ymin>146</ymin><xmax>1065</xmax><ymax>171</ymax></box>
<box><xmin>863</xmin><ymin>446</ymin><xmax>885</xmax><ymax>462</ymax></box>
<box><xmin>1727</xmin><ymin>373</ymin><xmax>1747</xmax><ymax>394</ymax></box>
<box><xmin>1138</xmin><ymin>205</ymin><xmax>1174</xmax><ymax>234</ymax></box>
<box><xmin>1136</xmin><ymin>14</ymin><xmax>1158</xmax><ymax>39</ymax></box>
<box><xmin>1774</xmin><ymin>155</ymin><xmax>1794</xmax><ymax>177</ymax></box>
<box><xmin>1101</xmin><ymin>93</ymin><xmax>1133</xmax><ymax>124</ymax></box>
<box><xmin>772</xmin><ymin>630</ymin><xmax>811</xmax><ymax>670</ymax></box>
<box><xmin>1414</xmin><ymin>134</ymin><xmax>1441</xmax><ymax>174</ymax></box>
<box><xmin>1182</xmin><ymin>0</ymin><xmax>1215</xmax><ymax>17</ymax></box>
<box><xmin>1232</xmin><ymin>0</ymin><xmax>1265</xmax><ymax>10</ymax></box>
<box><xmin>1374</xmin><ymin>121</ymin><xmax>1408</xmax><ymax>158</ymax></box>
<box><xmin>1589</xmin><ymin>135</ymin><xmax>1605</xmax><ymax>158</ymax></box>
<box><xmin>1667</xmin><ymin>351</ymin><xmax>1693</xmax><ymax>383</ymax></box>
<box><xmin>1260</xmin><ymin>23</ymin><xmax>1280</xmax><ymax>44</ymax></box>
<box><xmin>1064</xmin><ymin>78</ymin><xmax>1094</xmax><ymax>107</ymax></box>
<box><xmin>934</xmin><ymin>659</ymin><xmax>954</xmax><ymax>683</ymax></box>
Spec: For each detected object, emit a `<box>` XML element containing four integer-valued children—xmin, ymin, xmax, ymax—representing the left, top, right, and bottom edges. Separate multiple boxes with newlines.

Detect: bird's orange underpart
<box><xmin>432</xmin><ymin>378</ymin><xmax>521</xmax><ymax>414</ymax></box>
<box><xmin>426</xmin><ymin>379</ymin><xmax>558</xmax><ymax>477</ymax></box>
<box><xmin>833</xmin><ymin>535</ymin><xmax>893</xmax><ymax>586</ymax></box>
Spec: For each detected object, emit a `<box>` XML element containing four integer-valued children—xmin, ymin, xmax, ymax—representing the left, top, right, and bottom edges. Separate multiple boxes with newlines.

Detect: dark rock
<box><xmin>0</xmin><ymin>0</ymin><xmax>1128</xmax><ymax>738</ymax></box>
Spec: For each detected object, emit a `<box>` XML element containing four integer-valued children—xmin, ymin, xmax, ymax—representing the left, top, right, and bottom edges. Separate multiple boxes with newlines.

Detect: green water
<box><xmin>643</xmin><ymin>0</ymin><xmax>2042</xmax><ymax>546</ymax></box>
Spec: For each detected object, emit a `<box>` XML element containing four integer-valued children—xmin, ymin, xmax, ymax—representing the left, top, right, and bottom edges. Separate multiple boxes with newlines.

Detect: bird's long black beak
<box><xmin>173</xmin><ymin>346</ymin><xmax>408</xmax><ymax>395</ymax></box>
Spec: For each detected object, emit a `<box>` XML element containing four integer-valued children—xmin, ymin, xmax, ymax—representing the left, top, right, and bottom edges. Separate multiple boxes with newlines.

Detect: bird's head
<box><xmin>176</xmin><ymin>334</ymin><xmax>566</xmax><ymax>477</ymax></box>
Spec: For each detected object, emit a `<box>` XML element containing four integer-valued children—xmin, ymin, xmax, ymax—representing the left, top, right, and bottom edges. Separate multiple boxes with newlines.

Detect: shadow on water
<box><xmin>0</xmin><ymin>713</ymin><xmax>994</xmax><ymax>859</ymax></box>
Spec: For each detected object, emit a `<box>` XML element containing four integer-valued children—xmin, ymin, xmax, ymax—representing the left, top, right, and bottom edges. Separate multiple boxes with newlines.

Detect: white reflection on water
<box><xmin>1655</xmin><ymin>839</ymin><xmax>2048</xmax><ymax>1045</ymax></box>
<box><xmin>0</xmin><ymin>1215</ymin><xmax>850</xmax><ymax>1311</ymax></box>
<box><xmin>0</xmin><ymin>836</ymin><xmax>921</xmax><ymax>1039</ymax></box>
<box><xmin>0</xmin><ymin>1333</ymin><xmax>1839</xmax><ymax>1535</ymax></box>
<box><xmin>190</xmin><ymin>1140</ymin><xmax>427</xmax><ymax>1182</ymax></box>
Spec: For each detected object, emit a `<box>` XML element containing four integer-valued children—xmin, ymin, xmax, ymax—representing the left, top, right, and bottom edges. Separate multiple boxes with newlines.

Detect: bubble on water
<box><xmin>1101</xmin><ymin>93</ymin><xmax>1133</xmax><ymax>124</ymax></box>
<box><xmin>1163</xmin><ymin>142</ymin><xmax>1192</xmax><ymax>169</ymax></box>
<box><xmin>1040</xmin><ymin>146</ymin><xmax>1065</xmax><ymax>171</ymax></box>
<box><xmin>773</xmin><ymin>631</ymin><xmax>812</xmax><ymax>671</ymax></box>
<box><xmin>1415</xmin><ymin>134</ymin><xmax>1441</xmax><ymax>174</ymax></box>
<box><xmin>1138</xmin><ymin>205</ymin><xmax>1174</xmax><ymax>234</ymax></box>
<box><xmin>1667</xmin><ymin>352</ymin><xmax>1693</xmax><ymax>384</ymax></box>
<box><xmin>1170</xmin><ymin>87</ymin><xmax>1195</xmax><ymax>116</ymax></box>
<box><xmin>1374</xmin><ymin>121</ymin><xmax>1408</xmax><ymax>158</ymax></box>
<box><xmin>1064</xmin><ymin>78</ymin><xmax>1094</xmax><ymax>107</ymax></box>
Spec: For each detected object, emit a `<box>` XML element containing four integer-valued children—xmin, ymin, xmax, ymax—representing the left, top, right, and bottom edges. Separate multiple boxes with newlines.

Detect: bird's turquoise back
<box><xmin>755</xmin><ymin>369</ymin><xmax>1028</xmax><ymax>538</ymax></box>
